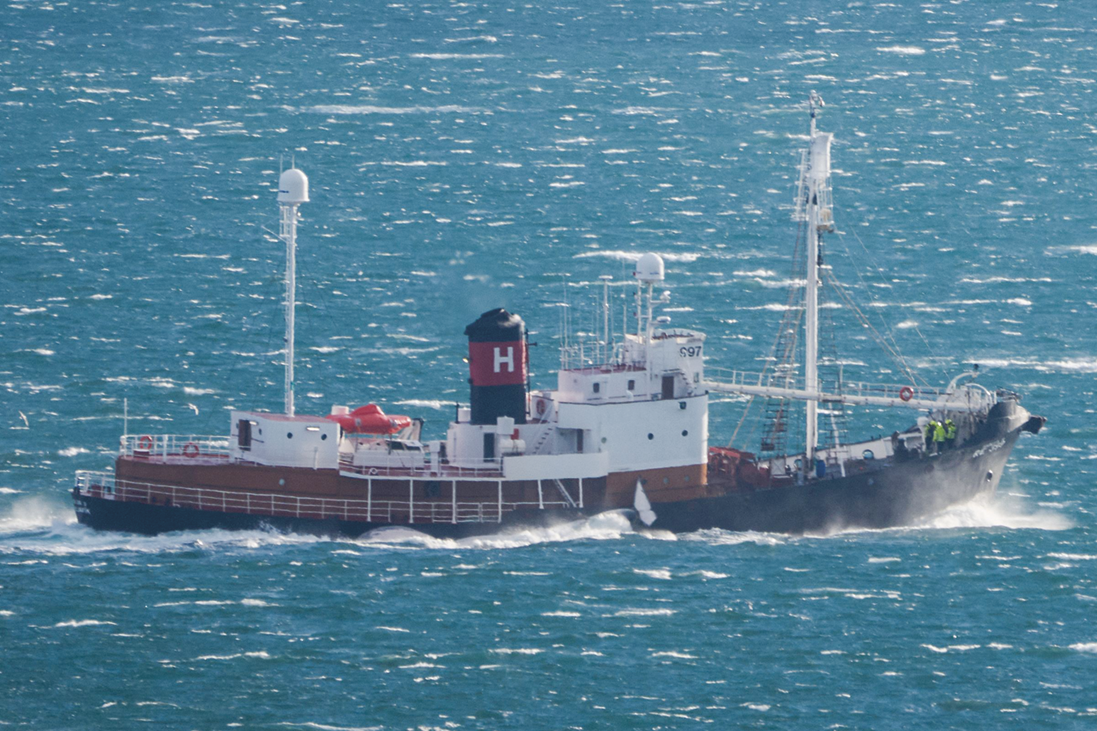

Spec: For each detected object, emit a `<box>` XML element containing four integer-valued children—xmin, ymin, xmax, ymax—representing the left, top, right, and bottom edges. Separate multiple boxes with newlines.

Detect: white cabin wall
<box><xmin>230</xmin><ymin>411</ymin><xmax>340</xmax><ymax>469</ymax></box>
<box><xmin>557</xmin><ymin>394</ymin><xmax>708</xmax><ymax>472</ymax></box>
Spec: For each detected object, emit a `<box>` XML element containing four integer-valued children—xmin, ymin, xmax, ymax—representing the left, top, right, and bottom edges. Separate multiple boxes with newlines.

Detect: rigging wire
<box><xmin>821</xmin><ymin>267</ymin><xmax>922</xmax><ymax>387</ymax></box>
<box><xmin>836</xmin><ymin>227</ymin><xmax>938</xmax><ymax>383</ymax></box>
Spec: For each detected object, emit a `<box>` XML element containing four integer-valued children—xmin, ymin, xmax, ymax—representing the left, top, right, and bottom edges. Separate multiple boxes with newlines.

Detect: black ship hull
<box><xmin>72</xmin><ymin>489</ymin><xmax>589</xmax><ymax>540</ymax></box>
<box><xmin>651</xmin><ymin>430</ymin><xmax>1022</xmax><ymax>535</ymax></box>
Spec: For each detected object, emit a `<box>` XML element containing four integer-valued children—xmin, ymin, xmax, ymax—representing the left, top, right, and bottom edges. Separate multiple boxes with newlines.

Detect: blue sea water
<box><xmin>2</xmin><ymin>0</ymin><xmax>1096</xmax><ymax>727</ymax></box>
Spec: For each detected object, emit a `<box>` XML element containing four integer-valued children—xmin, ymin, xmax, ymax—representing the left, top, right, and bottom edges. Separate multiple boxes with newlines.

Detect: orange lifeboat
<box><xmin>325</xmin><ymin>404</ymin><xmax>412</xmax><ymax>435</ymax></box>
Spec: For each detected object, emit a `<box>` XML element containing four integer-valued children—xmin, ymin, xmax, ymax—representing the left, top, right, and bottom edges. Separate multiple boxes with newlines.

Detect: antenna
<box><xmin>277</xmin><ymin>164</ymin><xmax>310</xmax><ymax>417</ymax></box>
<box><xmin>599</xmin><ymin>275</ymin><xmax>612</xmax><ymax>365</ymax></box>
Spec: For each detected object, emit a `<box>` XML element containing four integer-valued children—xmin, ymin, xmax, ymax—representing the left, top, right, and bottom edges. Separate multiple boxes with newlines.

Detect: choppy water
<box><xmin>3</xmin><ymin>1</ymin><xmax>1096</xmax><ymax>727</ymax></box>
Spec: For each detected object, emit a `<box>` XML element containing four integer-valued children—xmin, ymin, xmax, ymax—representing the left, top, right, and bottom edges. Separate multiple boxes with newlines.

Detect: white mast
<box><xmin>634</xmin><ymin>253</ymin><xmax>665</xmax><ymax>376</ymax></box>
<box><xmin>599</xmin><ymin>274</ymin><xmax>613</xmax><ymax>364</ymax></box>
<box><xmin>801</xmin><ymin>93</ymin><xmax>834</xmax><ymax>474</ymax></box>
<box><xmin>278</xmin><ymin>165</ymin><xmax>309</xmax><ymax>417</ymax></box>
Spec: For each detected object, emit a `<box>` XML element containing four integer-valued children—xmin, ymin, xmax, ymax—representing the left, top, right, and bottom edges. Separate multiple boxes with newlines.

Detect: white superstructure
<box><xmin>213</xmin><ymin>253</ymin><xmax>710</xmax><ymax>497</ymax></box>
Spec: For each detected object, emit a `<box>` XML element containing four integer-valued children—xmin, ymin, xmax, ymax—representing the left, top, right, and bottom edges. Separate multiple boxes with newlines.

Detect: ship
<box><xmin>72</xmin><ymin>96</ymin><xmax>1045</xmax><ymax>537</ymax></box>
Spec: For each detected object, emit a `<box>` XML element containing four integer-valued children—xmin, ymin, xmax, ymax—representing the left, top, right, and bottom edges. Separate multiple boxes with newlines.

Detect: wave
<box><xmin>820</xmin><ymin>493</ymin><xmax>1072</xmax><ymax>537</ymax></box>
<box><xmin>298</xmin><ymin>104</ymin><xmax>481</xmax><ymax>115</ymax></box>
<box><xmin>0</xmin><ymin>498</ymin><xmax>327</xmax><ymax>556</ymax></box>
<box><xmin>351</xmin><ymin>510</ymin><xmax>639</xmax><ymax>551</ymax></box>
<box><xmin>876</xmin><ymin>45</ymin><xmax>926</xmax><ymax>55</ymax></box>
<box><xmin>0</xmin><ymin>496</ymin><xmax>74</xmax><ymax>534</ymax></box>
<box><xmin>912</xmin><ymin>494</ymin><xmax>1072</xmax><ymax>531</ymax></box>
<box><xmin>974</xmin><ymin>357</ymin><xmax>1097</xmax><ymax>374</ymax></box>
<box><xmin>0</xmin><ymin>500</ymin><xmax>644</xmax><ymax>555</ymax></box>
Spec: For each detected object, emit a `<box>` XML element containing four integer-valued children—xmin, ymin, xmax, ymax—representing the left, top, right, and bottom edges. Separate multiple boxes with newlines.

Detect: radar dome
<box><xmin>278</xmin><ymin>168</ymin><xmax>309</xmax><ymax>205</ymax></box>
<box><xmin>634</xmin><ymin>252</ymin><xmax>665</xmax><ymax>283</ymax></box>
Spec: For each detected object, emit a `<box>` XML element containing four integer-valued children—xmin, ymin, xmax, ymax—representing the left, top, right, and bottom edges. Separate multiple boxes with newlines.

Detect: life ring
<box><xmin>535</xmin><ymin>398</ymin><xmax>547</xmax><ymax>417</ymax></box>
<box><xmin>137</xmin><ymin>435</ymin><xmax>154</xmax><ymax>451</ymax></box>
<box><xmin>899</xmin><ymin>386</ymin><xmax>914</xmax><ymax>402</ymax></box>
<box><xmin>369</xmin><ymin>467</ymin><xmax>379</xmax><ymax>476</ymax></box>
<box><xmin>182</xmin><ymin>442</ymin><xmax>200</xmax><ymax>458</ymax></box>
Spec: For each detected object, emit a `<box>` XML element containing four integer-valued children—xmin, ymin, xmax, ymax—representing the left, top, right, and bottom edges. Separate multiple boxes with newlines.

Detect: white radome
<box><xmin>278</xmin><ymin>167</ymin><xmax>309</xmax><ymax>205</ymax></box>
<box><xmin>634</xmin><ymin>252</ymin><xmax>665</xmax><ymax>283</ymax></box>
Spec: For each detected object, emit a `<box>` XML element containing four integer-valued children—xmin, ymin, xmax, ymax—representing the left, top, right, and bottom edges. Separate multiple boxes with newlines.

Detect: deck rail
<box><xmin>120</xmin><ymin>434</ymin><xmax>232</xmax><ymax>460</ymax></box>
<box><xmin>75</xmin><ymin>471</ymin><xmax>571</xmax><ymax>525</ymax></box>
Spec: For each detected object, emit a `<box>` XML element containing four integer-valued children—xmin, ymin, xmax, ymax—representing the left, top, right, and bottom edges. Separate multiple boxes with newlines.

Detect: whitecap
<box><xmin>683</xmin><ymin>529</ymin><xmax>785</xmax><ymax>546</ymax></box>
<box><xmin>301</xmin><ymin>104</ymin><xmax>479</xmax><ymax>115</ymax></box>
<box><xmin>651</xmin><ymin>651</ymin><xmax>697</xmax><ymax>659</ymax></box>
<box><xmin>195</xmin><ymin>651</ymin><xmax>271</xmax><ymax>660</ymax></box>
<box><xmin>52</xmin><ymin>619</ymin><xmax>117</xmax><ymax>628</ymax></box>
<box><xmin>354</xmin><ymin>511</ymin><xmax>634</xmax><ymax>551</ymax></box>
<box><xmin>409</xmin><ymin>53</ymin><xmax>503</xmax><ymax>59</ymax></box>
<box><xmin>58</xmin><ymin>446</ymin><xmax>90</xmax><ymax>457</ymax></box>
<box><xmin>913</xmin><ymin>494</ymin><xmax>1072</xmax><ymax>532</ymax></box>
<box><xmin>877</xmin><ymin>46</ymin><xmax>926</xmax><ymax>55</ymax></box>
<box><xmin>612</xmin><ymin>608</ymin><xmax>676</xmax><ymax>617</ymax></box>
<box><xmin>634</xmin><ymin>568</ymin><xmax>672</xmax><ymax>580</ymax></box>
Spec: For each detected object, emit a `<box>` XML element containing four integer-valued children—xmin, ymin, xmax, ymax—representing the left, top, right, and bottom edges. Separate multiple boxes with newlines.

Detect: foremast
<box><xmin>800</xmin><ymin>92</ymin><xmax>835</xmax><ymax>473</ymax></box>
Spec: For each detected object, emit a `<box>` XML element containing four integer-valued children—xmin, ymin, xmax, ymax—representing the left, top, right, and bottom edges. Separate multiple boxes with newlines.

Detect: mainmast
<box><xmin>800</xmin><ymin>93</ymin><xmax>834</xmax><ymax>473</ymax></box>
<box><xmin>278</xmin><ymin>166</ymin><xmax>309</xmax><ymax>417</ymax></box>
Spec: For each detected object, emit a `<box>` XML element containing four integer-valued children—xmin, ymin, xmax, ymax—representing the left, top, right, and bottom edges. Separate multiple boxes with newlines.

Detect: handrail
<box><xmin>120</xmin><ymin>434</ymin><xmax>231</xmax><ymax>459</ymax></box>
<box><xmin>704</xmin><ymin>367</ymin><xmax>995</xmax><ymax>413</ymax></box>
<box><xmin>337</xmin><ymin>460</ymin><xmax>505</xmax><ymax>479</ymax></box>
<box><xmin>74</xmin><ymin>471</ymin><xmax>567</xmax><ymax>525</ymax></box>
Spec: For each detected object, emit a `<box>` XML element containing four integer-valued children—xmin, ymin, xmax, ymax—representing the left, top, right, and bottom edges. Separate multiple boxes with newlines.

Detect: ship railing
<box><xmin>120</xmin><ymin>434</ymin><xmax>232</xmax><ymax>461</ymax></box>
<box><xmin>704</xmin><ymin>368</ymin><xmax>995</xmax><ymax>413</ymax></box>
<box><xmin>74</xmin><ymin>471</ymin><xmax>571</xmax><ymax>525</ymax></box>
<box><xmin>337</xmin><ymin>459</ymin><xmax>505</xmax><ymax>479</ymax></box>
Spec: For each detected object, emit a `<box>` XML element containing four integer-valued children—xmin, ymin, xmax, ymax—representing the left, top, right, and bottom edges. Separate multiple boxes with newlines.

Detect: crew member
<box><xmin>925</xmin><ymin>420</ymin><xmax>938</xmax><ymax>454</ymax></box>
<box><xmin>945</xmin><ymin>418</ymin><xmax>957</xmax><ymax>448</ymax></box>
<box><xmin>933</xmin><ymin>420</ymin><xmax>946</xmax><ymax>454</ymax></box>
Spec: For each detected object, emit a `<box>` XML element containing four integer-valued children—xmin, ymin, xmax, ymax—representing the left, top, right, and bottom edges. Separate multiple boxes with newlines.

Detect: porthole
<box><xmin>278</xmin><ymin>478</ymin><xmax>285</xmax><ymax>486</ymax></box>
<box><xmin>863</xmin><ymin>449</ymin><xmax>875</xmax><ymax>460</ymax></box>
<box><xmin>663</xmin><ymin>477</ymin><xmax>669</xmax><ymax>485</ymax></box>
<box><xmin>601</xmin><ymin>437</ymin><xmax>607</xmax><ymax>444</ymax></box>
<box><xmin>682</xmin><ymin>430</ymin><xmax>688</xmax><ymax>437</ymax></box>
<box><xmin>321</xmin><ymin>434</ymin><xmax>328</xmax><ymax>441</ymax></box>
<box><xmin>647</xmin><ymin>433</ymin><xmax>654</xmax><ymax>440</ymax></box>
<box><xmin>287</xmin><ymin>432</ymin><xmax>293</xmax><ymax>439</ymax></box>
